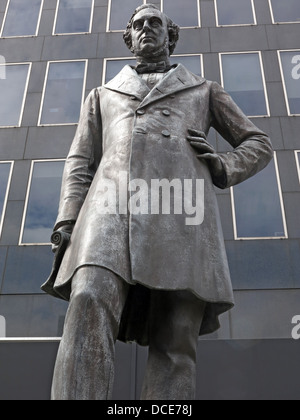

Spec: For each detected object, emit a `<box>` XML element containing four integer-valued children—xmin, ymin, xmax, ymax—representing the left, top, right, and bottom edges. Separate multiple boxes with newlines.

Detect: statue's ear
<box><xmin>168</xmin><ymin>33</ymin><xmax>176</xmax><ymax>48</ymax></box>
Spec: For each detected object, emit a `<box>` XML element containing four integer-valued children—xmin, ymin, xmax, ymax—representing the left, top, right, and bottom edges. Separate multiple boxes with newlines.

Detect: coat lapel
<box><xmin>140</xmin><ymin>63</ymin><xmax>206</xmax><ymax>108</ymax></box>
<box><xmin>104</xmin><ymin>65</ymin><xmax>150</xmax><ymax>101</ymax></box>
<box><xmin>104</xmin><ymin>63</ymin><xmax>206</xmax><ymax>106</ymax></box>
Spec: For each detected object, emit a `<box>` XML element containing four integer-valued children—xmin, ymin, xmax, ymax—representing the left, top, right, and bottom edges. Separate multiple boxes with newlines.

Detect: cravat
<box><xmin>135</xmin><ymin>61</ymin><xmax>173</xmax><ymax>74</ymax></box>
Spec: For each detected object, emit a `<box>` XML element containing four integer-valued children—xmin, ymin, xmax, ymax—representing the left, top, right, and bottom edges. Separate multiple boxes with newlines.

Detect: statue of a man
<box><xmin>43</xmin><ymin>4</ymin><xmax>273</xmax><ymax>400</ymax></box>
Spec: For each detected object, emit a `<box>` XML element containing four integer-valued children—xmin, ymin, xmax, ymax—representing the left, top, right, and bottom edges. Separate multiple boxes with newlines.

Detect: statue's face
<box><xmin>131</xmin><ymin>8</ymin><xmax>169</xmax><ymax>57</ymax></box>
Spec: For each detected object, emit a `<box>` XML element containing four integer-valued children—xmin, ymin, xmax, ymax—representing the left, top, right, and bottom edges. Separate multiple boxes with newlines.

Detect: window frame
<box><xmin>214</xmin><ymin>0</ymin><xmax>257</xmax><ymax>27</ymax></box>
<box><xmin>0</xmin><ymin>62</ymin><xmax>32</xmax><ymax>128</ymax></box>
<box><xmin>53</xmin><ymin>0</ymin><xmax>94</xmax><ymax>36</ymax></box>
<box><xmin>0</xmin><ymin>161</ymin><xmax>14</xmax><ymax>240</ymax></box>
<box><xmin>219</xmin><ymin>51</ymin><xmax>270</xmax><ymax>118</ymax></box>
<box><xmin>0</xmin><ymin>0</ymin><xmax>44</xmax><ymax>38</ymax></box>
<box><xmin>295</xmin><ymin>150</ymin><xmax>300</xmax><ymax>185</ymax></box>
<box><xmin>19</xmin><ymin>159</ymin><xmax>65</xmax><ymax>246</ymax></box>
<box><xmin>102</xmin><ymin>53</ymin><xmax>204</xmax><ymax>85</ymax></box>
<box><xmin>278</xmin><ymin>49</ymin><xmax>300</xmax><ymax>117</ymax></box>
<box><xmin>37</xmin><ymin>59</ymin><xmax>88</xmax><ymax>127</ymax></box>
<box><xmin>230</xmin><ymin>152</ymin><xmax>288</xmax><ymax>240</ymax></box>
<box><xmin>268</xmin><ymin>0</ymin><xmax>300</xmax><ymax>25</ymax></box>
<box><xmin>106</xmin><ymin>0</ymin><xmax>147</xmax><ymax>32</ymax></box>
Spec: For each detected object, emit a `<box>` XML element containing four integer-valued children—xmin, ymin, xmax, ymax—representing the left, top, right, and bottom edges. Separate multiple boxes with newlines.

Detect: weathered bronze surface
<box><xmin>43</xmin><ymin>4</ymin><xmax>273</xmax><ymax>400</ymax></box>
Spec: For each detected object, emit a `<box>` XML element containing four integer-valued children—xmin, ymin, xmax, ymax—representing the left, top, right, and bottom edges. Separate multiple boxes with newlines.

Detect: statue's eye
<box><xmin>133</xmin><ymin>21</ymin><xmax>143</xmax><ymax>31</ymax></box>
<box><xmin>150</xmin><ymin>19</ymin><xmax>161</xmax><ymax>27</ymax></box>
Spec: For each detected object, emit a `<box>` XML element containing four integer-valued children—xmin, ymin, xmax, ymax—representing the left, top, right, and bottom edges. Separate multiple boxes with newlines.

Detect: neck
<box><xmin>135</xmin><ymin>52</ymin><xmax>171</xmax><ymax>66</ymax></box>
<box><xmin>134</xmin><ymin>40</ymin><xmax>171</xmax><ymax>66</ymax></box>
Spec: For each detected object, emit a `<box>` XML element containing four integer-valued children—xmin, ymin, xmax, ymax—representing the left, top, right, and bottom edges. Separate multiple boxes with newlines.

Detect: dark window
<box><xmin>221</xmin><ymin>52</ymin><xmax>269</xmax><ymax>117</ymax></box>
<box><xmin>108</xmin><ymin>0</ymin><xmax>142</xmax><ymax>31</ymax></box>
<box><xmin>279</xmin><ymin>50</ymin><xmax>300</xmax><ymax>115</ymax></box>
<box><xmin>39</xmin><ymin>61</ymin><xmax>87</xmax><ymax>125</ymax></box>
<box><xmin>270</xmin><ymin>0</ymin><xmax>300</xmax><ymax>23</ymax></box>
<box><xmin>20</xmin><ymin>161</ymin><xmax>65</xmax><ymax>245</ymax></box>
<box><xmin>163</xmin><ymin>0</ymin><xmax>200</xmax><ymax>27</ymax></box>
<box><xmin>215</xmin><ymin>0</ymin><xmax>256</xmax><ymax>26</ymax></box>
<box><xmin>232</xmin><ymin>155</ymin><xmax>287</xmax><ymax>239</ymax></box>
<box><xmin>54</xmin><ymin>0</ymin><xmax>93</xmax><ymax>34</ymax></box>
<box><xmin>0</xmin><ymin>63</ymin><xmax>31</xmax><ymax>127</ymax></box>
<box><xmin>1</xmin><ymin>0</ymin><xmax>43</xmax><ymax>37</ymax></box>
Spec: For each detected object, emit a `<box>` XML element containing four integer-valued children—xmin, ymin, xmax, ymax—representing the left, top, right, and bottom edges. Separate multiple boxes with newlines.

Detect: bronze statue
<box><xmin>42</xmin><ymin>4</ymin><xmax>273</xmax><ymax>400</ymax></box>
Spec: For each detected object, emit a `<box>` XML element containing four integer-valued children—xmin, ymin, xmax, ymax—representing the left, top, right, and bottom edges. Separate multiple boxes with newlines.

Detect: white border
<box><xmin>106</xmin><ymin>0</ymin><xmax>147</xmax><ymax>32</ymax></box>
<box><xmin>268</xmin><ymin>0</ymin><xmax>300</xmax><ymax>25</ymax></box>
<box><xmin>278</xmin><ymin>49</ymin><xmax>300</xmax><ymax>117</ymax></box>
<box><xmin>0</xmin><ymin>62</ymin><xmax>32</xmax><ymax>128</ymax></box>
<box><xmin>214</xmin><ymin>0</ymin><xmax>257</xmax><ymax>27</ymax></box>
<box><xmin>219</xmin><ymin>51</ymin><xmax>270</xmax><ymax>118</ymax></box>
<box><xmin>102</xmin><ymin>53</ymin><xmax>204</xmax><ymax>85</ymax></box>
<box><xmin>161</xmin><ymin>0</ymin><xmax>201</xmax><ymax>28</ymax></box>
<box><xmin>19</xmin><ymin>159</ymin><xmax>65</xmax><ymax>246</ymax></box>
<box><xmin>53</xmin><ymin>0</ymin><xmax>94</xmax><ymax>35</ymax></box>
<box><xmin>295</xmin><ymin>150</ymin><xmax>300</xmax><ymax>185</ymax></box>
<box><xmin>38</xmin><ymin>59</ymin><xmax>88</xmax><ymax>127</ymax></box>
<box><xmin>0</xmin><ymin>0</ymin><xmax>44</xmax><ymax>38</ymax></box>
<box><xmin>230</xmin><ymin>152</ymin><xmax>288</xmax><ymax>240</ymax></box>
<box><xmin>0</xmin><ymin>161</ymin><xmax>14</xmax><ymax>240</ymax></box>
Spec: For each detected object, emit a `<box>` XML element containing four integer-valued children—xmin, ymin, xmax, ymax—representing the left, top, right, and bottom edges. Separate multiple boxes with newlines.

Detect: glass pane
<box><xmin>216</xmin><ymin>0</ymin><xmax>255</xmax><ymax>26</ymax></box>
<box><xmin>0</xmin><ymin>294</ymin><xmax>68</xmax><ymax>337</ymax></box>
<box><xmin>163</xmin><ymin>0</ymin><xmax>199</xmax><ymax>27</ymax></box>
<box><xmin>0</xmin><ymin>64</ymin><xmax>30</xmax><ymax>126</ymax></box>
<box><xmin>40</xmin><ymin>61</ymin><xmax>86</xmax><ymax>125</ymax></box>
<box><xmin>54</xmin><ymin>0</ymin><xmax>93</xmax><ymax>34</ymax></box>
<box><xmin>1</xmin><ymin>0</ymin><xmax>42</xmax><ymax>37</ymax></box>
<box><xmin>105</xmin><ymin>58</ymin><xmax>135</xmax><ymax>83</ymax></box>
<box><xmin>221</xmin><ymin>53</ymin><xmax>268</xmax><ymax>116</ymax></box>
<box><xmin>0</xmin><ymin>163</ymin><xmax>12</xmax><ymax>232</ymax></box>
<box><xmin>171</xmin><ymin>55</ymin><xmax>202</xmax><ymax>76</ymax></box>
<box><xmin>109</xmin><ymin>0</ymin><xmax>141</xmax><ymax>31</ymax></box>
<box><xmin>279</xmin><ymin>51</ymin><xmax>300</xmax><ymax>115</ymax></box>
<box><xmin>22</xmin><ymin>161</ymin><xmax>65</xmax><ymax>244</ymax></box>
<box><xmin>233</xmin><ymin>157</ymin><xmax>286</xmax><ymax>238</ymax></box>
<box><xmin>270</xmin><ymin>0</ymin><xmax>300</xmax><ymax>23</ymax></box>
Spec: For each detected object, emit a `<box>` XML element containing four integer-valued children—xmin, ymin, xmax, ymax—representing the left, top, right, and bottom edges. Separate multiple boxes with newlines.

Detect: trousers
<box><xmin>51</xmin><ymin>266</ymin><xmax>206</xmax><ymax>400</ymax></box>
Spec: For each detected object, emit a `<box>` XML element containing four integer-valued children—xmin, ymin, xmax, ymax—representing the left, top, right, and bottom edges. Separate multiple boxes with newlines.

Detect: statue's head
<box><xmin>123</xmin><ymin>4</ymin><xmax>180</xmax><ymax>60</ymax></box>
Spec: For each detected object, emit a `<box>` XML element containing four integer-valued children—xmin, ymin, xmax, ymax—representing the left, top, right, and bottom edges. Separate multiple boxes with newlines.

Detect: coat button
<box><xmin>162</xmin><ymin>130</ymin><xmax>171</xmax><ymax>138</ymax></box>
<box><xmin>162</xmin><ymin>110</ymin><xmax>171</xmax><ymax>116</ymax></box>
<box><xmin>137</xmin><ymin>109</ymin><xmax>145</xmax><ymax>115</ymax></box>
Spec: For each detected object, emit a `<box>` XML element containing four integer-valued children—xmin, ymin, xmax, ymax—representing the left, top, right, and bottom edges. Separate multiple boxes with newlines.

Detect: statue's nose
<box><xmin>143</xmin><ymin>20</ymin><xmax>151</xmax><ymax>32</ymax></box>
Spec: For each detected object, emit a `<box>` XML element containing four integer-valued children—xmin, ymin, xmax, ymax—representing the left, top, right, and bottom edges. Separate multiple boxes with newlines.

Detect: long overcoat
<box><xmin>43</xmin><ymin>64</ymin><xmax>273</xmax><ymax>344</ymax></box>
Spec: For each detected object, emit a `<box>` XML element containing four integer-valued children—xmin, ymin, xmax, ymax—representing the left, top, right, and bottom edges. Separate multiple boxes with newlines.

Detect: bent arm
<box><xmin>209</xmin><ymin>81</ymin><xmax>273</xmax><ymax>189</ymax></box>
<box><xmin>54</xmin><ymin>88</ymin><xmax>103</xmax><ymax>230</ymax></box>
